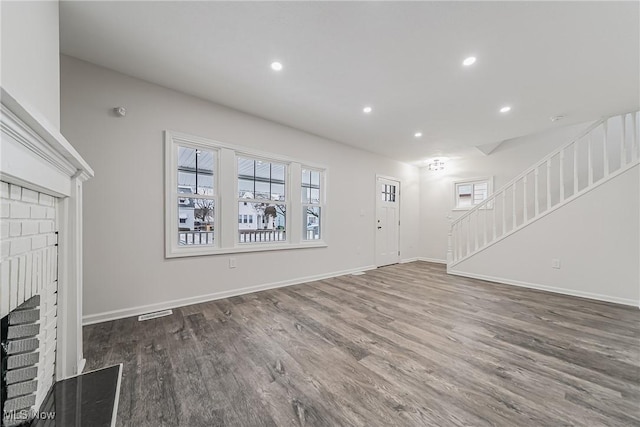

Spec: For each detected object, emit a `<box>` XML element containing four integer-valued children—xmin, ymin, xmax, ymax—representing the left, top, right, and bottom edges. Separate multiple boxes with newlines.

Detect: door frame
<box><xmin>375</xmin><ymin>174</ymin><xmax>401</xmax><ymax>267</ymax></box>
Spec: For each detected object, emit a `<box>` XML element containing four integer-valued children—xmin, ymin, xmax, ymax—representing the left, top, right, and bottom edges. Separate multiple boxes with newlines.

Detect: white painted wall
<box><xmin>450</xmin><ymin>165</ymin><xmax>639</xmax><ymax>306</ymax></box>
<box><xmin>59</xmin><ymin>56</ymin><xmax>420</xmax><ymax>323</ymax></box>
<box><xmin>1</xmin><ymin>0</ymin><xmax>61</xmax><ymax>130</ymax></box>
<box><xmin>420</xmin><ymin>122</ymin><xmax>593</xmax><ymax>262</ymax></box>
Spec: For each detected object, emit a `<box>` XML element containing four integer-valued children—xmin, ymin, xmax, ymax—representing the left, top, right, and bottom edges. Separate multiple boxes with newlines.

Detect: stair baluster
<box><xmin>448</xmin><ymin>111</ymin><xmax>639</xmax><ymax>268</ymax></box>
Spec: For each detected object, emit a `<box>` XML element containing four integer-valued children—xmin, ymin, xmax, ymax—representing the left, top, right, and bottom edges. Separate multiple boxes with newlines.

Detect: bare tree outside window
<box><xmin>194</xmin><ymin>198</ymin><xmax>215</xmax><ymax>230</ymax></box>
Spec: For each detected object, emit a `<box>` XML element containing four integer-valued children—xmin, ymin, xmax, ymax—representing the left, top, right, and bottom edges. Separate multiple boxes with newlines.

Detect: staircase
<box><xmin>447</xmin><ymin>111</ymin><xmax>639</xmax><ymax>269</ymax></box>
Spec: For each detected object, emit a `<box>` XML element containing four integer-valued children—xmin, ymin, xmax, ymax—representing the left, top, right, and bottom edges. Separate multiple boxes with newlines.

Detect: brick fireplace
<box><xmin>1</xmin><ymin>88</ymin><xmax>93</xmax><ymax>425</ymax></box>
<box><xmin>1</xmin><ymin>184</ymin><xmax>59</xmax><ymax>424</ymax></box>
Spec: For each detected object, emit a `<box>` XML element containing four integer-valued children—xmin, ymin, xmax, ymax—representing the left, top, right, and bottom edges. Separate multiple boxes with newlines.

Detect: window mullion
<box><xmin>219</xmin><ymin>147</ymin><xmax>236</xmax><ymax>248</ymax></box>
<box><xmin>289</xmin><ymin>162</ymin><xmax>302</xmax><ymax>244</ymax></box>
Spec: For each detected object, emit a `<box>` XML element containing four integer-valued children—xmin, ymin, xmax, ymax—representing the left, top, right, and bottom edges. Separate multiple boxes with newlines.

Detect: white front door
<box><xmin>375</xmin><ymin>177</ymin><xmax>400</xmax><ymax>267</ymax></box>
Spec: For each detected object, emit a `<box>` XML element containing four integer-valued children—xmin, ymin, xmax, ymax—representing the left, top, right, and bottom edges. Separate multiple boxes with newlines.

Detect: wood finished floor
<box><xmin>84</xmin><ymin>262</ymin><xmax>640</xmax><ymax>427</ymax></box>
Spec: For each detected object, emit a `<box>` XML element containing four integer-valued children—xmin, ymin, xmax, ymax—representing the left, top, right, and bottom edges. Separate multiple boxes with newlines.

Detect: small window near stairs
<box><xmin>454</xmin><ymin>178</ymin><xmax>492</xmax><ymax>209</ymax></box>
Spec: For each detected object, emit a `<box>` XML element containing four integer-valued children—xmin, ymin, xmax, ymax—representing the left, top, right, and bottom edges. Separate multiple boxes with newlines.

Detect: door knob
<box><xmin>377</xmin><ymin>226</ymin><xmax>382</xmax><ymax>229</ymax></box>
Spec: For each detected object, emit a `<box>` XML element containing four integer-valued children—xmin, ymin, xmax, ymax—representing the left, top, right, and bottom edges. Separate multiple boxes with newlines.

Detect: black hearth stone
<box><xmin>30</xmin><ymin>364</ymin><xmax>121</xmax><ymax>427</ymax></box>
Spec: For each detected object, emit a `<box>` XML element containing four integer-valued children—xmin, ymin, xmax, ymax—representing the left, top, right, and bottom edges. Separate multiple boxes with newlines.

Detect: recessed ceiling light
<box><xmin>500</xmin><ymin>106</ymin><xmax>512</xmax><ymax>113</ymax></box>
<box><xmin>463</xmin><ymin>56</ymin><xmax>477</xmax><ymax>66</ymax></box>
<box><xmin>271</xmin><ymin>61</ymin><xmax>283</xmax><ymax>71</ymax></box>
<box><xmin>363</xmin><ymin>106</ymin><xmax>372</xmax><ymax>114</ymax></box>
<box><xmin>414</xmin><ymin>132</ymin><xmax>423</xmax><ymax>138</ymax></box>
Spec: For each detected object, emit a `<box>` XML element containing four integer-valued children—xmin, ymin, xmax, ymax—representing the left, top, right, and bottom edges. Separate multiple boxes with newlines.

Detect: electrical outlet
<box><xmin>229</xmin><ymin>257</ymin><xmax>237</xmax><ymax>269</ymax></box>
<box><xmin>551</xmin><ymin>259</ymin><xmax>560</xmax><ymax>269</ymax></box>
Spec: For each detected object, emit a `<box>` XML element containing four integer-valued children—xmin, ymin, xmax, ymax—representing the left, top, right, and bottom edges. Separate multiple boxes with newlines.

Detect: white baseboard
<box><xmin>417</xmin><ymin>257</ymin><xmax>447</xmax><ymax>264</ymax></box>
<box><xmin>83</xmin><ymin>264</ymin><xmax>377</xmax><ymax>325</ymax></box>
<box><xmin>400</xmin><ymin>257</ymin><xmax>419</xmax><ymax>263</ymax></box>
<box><xmin>448</xmin><ymin>269</ymin><xmax>638</xmax><ymax>307</ymax></box>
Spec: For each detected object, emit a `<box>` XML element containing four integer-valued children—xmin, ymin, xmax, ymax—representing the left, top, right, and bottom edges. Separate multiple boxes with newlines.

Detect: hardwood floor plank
<box><xmin>84</xmin><ymin>261</ymin><xmax>640</xmax><ymax>426</ymax></box>
<box><xmin>315</xmin><ymin>269</ymin><xmax>640</xmax><ymax>400</ymax></box>
<box><xmin>185</xmin><ymin>311</ymin><xmax>279</xmax><ymax>427</ymax></box>
<box><xmin>278</xmin><ymin>287</ymin><xmax>593</xmax><ymax>426</ymax></box>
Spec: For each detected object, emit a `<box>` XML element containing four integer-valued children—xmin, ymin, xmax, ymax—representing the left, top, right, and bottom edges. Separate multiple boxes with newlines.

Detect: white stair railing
<box><xmin>448</xmin><ymin>111</ymin><xmax>640</xmax><ymax>267</ymax></box>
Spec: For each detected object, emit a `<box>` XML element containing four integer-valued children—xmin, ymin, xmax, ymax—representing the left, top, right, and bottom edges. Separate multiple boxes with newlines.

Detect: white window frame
<box><xmin>236</xmin><ymin>154</ymin><xmax>290</xmax><ymax>245</ymax></box>
<box><xmin>453</xmin><ymin>177</ymin><xmax>493</xmax><ymax>210</ymax></box>
<box><xmin>301</xmin><ymin>167</ymin><xmax>325</xmax><ymax>242</ymax></box>
<box><xmin>165</xmin><ymin>131</ymin><xmax>327</xmax><ymax>258</ymax></box>
<box><xmin>165</xmin><ymin>135</ymin><xmax>220</xmax><ymax>258</ymax></box>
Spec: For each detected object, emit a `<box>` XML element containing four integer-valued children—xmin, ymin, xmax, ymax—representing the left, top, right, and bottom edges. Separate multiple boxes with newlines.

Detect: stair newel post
<box><xmin>631</xmin><ymin>113</ymin><xmax>640</xmax><ymax>159</ymax></box>
<box><xmin>483</xmin><ymin>202</ymin><xmax>488</xmax><ymax>247</ymax></box>
<box><xmin>458</xmin><ymin>218</ymin><xmax>462</xmax><ymax>261</ymax></box>
<box><xmin>534</xmin><ymin>168</ymin><xmax>540</xmax><ymax>216</ymax></box>
<box><xmin>573</xmin><ymin>142</ymin><xmax>578</xmax><ymax>195</ymax></box>
<box><xmin>559</xmin><ymin>150</ymin><xmax>565</xmax><ymax>202</ymax></box>
<box><xmin>546</xmin><ymin>160</ymin><xmax>551</xmax><ymax>211</ymax></box>
<box><xmin>446</xmin><ymin>215</ymin><xmax>453</xmax><ymax>264</ymax></box>
<box><xmin>523</xmin><ymin>175</ymin><xmax>528</xmax><ymax>222</ymax></box>
<box><xmin>603</xmin><ymin>119</ymin><xmax>609</xmax><ymax>177</ymax></box>
<box><xmin>474</xmin><ymin>210</ymin><xmax>479</xmax><ymax>251</ymax></box>
<box><xmin>492</xmin><ymin>195</ymin><xmax>497</xmax><ymax>241</ymax></box>
<box><xmin>588</xmin><ymin>133</ymin><xmax>594</xmax><ymax>185</ymax></box>
<box><xmin>621</xmin><ymin>114</ymin><xmax>627</xmax><ymax>167</ymax></box>
<box><xmin>512</xmin><ymin>183</ymin><xmax>517</xmax><ymax>230</ymax></box>
<box><xmin>501</xmin><ymin>191</ymin><xmax>506</xmax><ymax>235</ymax></box>
<box><xmin>466</xmin><ymin>215</ymin><xmax>471</xmax><ymax>257</ymax></box>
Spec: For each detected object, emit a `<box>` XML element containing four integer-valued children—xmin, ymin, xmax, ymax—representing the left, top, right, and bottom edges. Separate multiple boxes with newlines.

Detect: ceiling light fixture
<box><xmin>414</xmin><ymin>132</ymin><xmax>423</xmax><ymax>138</ymax></box>
<box><xmin>500</xmin><ymin>106</ymin><xmax>512</xmax><ymax>113</ymax></box>
<box><xmin>271</xmin><ymin>61</ymin><xmax>283</xmax><ymax>71</ymax></box>
<box><xmin>550</xmin><ymin>115</ymin><xmax>566</xmax><ymax>122</ymax></box>
<box><xmin>363</xmin><ymin>106</ymin><xmax>372</xmax><ymax>114</ymax></box>
<box><xmin>463</xmin><ymin>56</ymin><xmax>477</xmax><ymax>66</ymax></box>
<box><xmin>427</xmin><ymin>158</ymin><xmax>446</xmax><ymax>171</ymax></box>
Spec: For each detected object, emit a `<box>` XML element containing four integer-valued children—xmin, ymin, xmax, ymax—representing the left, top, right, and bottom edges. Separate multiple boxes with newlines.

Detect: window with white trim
<box><xmin>454</xmin><ymin>178</ymin><xmax>492</xmax><ymax>209</ymax></box>
<box><xmin>237</xmin><ymin>157</ymin><xmax>287</xmax><ymax>243</ymax></box>
<box><xmin>175</xmin><ymin>146</ymin><xmax>217</xmax><ymax>246</ymax></box>
<box><xmin>302</xmin><ymin>168</ymin><xmax>323</xmax><ymax>240</ymax></box>
<box><xmin>166</xmin><ymin>131</ymin><xmax>327</xmax><ymax>257</ymax></box>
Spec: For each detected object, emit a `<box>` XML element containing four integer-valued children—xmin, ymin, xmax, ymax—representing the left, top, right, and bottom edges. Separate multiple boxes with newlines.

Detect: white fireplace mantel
<box><xmin>1</xmin><ymin>87</ymin><xmax>94</xmax><ymax>380</ymax></box>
